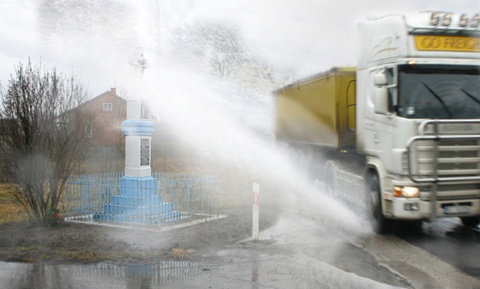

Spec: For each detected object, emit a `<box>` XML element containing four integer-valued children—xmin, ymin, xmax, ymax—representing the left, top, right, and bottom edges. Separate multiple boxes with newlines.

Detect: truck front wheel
<box><xmin>365</xmin><ymin>172</ymin><xmax>389</xmax><ymax>234</ymax></box>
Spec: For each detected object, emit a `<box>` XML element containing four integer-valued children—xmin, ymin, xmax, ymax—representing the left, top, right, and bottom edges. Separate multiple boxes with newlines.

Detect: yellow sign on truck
<box><xmin>414</xmin><ymin>35</ymin><xmax>480</xmax><ymax>52</ymax></box>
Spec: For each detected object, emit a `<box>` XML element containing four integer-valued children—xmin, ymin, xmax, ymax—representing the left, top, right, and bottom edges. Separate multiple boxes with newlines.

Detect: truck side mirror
<box><xmin>373</xmin><ymin>72</ymin><xmax>388</xmax><ymax>114</ymax></box>
<box><xmin>374</xmin><ymin>87</ymin><xmax>388</xmax><ymax>114</ymax></box>
<box><xmin>373</xmin><ymin>73</ymin><xmax>387</xmax><ymax>86</ymax></box>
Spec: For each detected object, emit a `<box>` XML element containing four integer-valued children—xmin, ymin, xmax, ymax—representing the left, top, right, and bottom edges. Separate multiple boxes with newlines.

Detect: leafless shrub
<box><xmin>0</xmin><ymin>60</ymin><xmax>93</xmax><ymax>225</ymax></box>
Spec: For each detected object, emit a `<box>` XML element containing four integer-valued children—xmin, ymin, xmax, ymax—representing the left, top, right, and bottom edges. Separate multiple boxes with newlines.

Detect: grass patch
<box><xmin>13</xmin><ymin>246</ymin><xmax>40</xmax><ymax>253</ymax></box>
<box><xmin>0</xmin><ymin>183</ymin><xmax>28</xmax><ymax>224</ymax></box>
<box><xmin>169</xmin><ymin>247</ymin><xmax>195</xmax><ymax>258</ymax></box>
<box><xmin>0</xmin><ymin>183</ymin><xmax>15</xmax><ymax>200</ymax></box>
<box><xmin>7</xmin><ymin>256</ymin><xmax>40</xmax><ymax>263</ymax></box>
<box><xmin>67</xmin><ymin>250</ymin><xmax>108</xmax><ymax>263</ymax></box>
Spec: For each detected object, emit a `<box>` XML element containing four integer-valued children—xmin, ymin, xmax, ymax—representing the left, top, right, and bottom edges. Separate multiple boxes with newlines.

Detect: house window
<box><xmin>55</xmin><ymin>115</ymin><xmax>69</xmax><ymax>129</ymax></box>
<box><xmin>84</xmin><ymin>124</ymin><xmax>92</xmax><ymax>138</ymax></box>
<box><xmin>103</xmin><ymin>103</ymin><xmax>113</xmax><ymax>111</ymax></box>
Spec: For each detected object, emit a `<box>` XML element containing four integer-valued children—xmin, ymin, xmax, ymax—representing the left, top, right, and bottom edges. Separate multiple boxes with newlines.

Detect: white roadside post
<box><xmin>252</xmin><ymin>183</ymin><xmax>260</xmax><ymax>240</ymax></box>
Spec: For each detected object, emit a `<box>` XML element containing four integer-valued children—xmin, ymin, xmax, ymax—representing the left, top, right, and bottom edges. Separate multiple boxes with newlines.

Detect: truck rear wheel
<box><xmin>365</xmin><ymin>172</ymin><xmax>389</xmax><ymax>234</ymax></box>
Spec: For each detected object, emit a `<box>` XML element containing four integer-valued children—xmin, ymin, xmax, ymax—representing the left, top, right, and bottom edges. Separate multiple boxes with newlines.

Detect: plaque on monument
<box><xmin>140</xmin><ymin>138</ymin><xmax>150</xmax><ymax>166</ymax></box>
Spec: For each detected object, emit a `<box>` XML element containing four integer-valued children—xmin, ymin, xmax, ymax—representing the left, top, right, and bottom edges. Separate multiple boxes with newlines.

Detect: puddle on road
<box><xmin>0</xmin><ymin>260</ymin><xmax>203</xmax><ymax>289</ymax></box>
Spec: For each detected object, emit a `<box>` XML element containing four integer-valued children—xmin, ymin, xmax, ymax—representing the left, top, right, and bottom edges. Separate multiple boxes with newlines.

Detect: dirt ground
<box><xmin>0</xmin><ymin>159</ymin><xmax>287</xmax><ymax>266</ymax></box>
<box><xmin>0</xmin><ymin>203</ymin><xmax>280</xmax><ymax>265</ymax></box>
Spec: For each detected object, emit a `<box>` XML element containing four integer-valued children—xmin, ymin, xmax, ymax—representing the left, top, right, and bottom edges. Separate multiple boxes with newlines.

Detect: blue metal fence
<box><xmin>66</xmin><ymin>172</ymin><xmax>220</xmax><ymax>225</ymax></box>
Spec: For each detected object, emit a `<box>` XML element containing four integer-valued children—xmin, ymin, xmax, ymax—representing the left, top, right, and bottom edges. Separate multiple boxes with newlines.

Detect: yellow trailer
<box><xmin>275</xmin><ymin>67</ymin><xmax>357</xmax><ymax>151</ymax></box>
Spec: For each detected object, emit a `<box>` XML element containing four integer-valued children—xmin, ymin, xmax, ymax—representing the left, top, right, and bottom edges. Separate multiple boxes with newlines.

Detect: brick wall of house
<box><xmin>84</xmin><ymin>88</ymin><xmax>127</xmax><ymax>147</ymax></box>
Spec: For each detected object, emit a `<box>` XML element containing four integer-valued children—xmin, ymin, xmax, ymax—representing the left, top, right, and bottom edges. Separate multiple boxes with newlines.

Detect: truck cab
<box><xmin>357</xmin><ymin>12</ymin><xmax>480</xmax><ymax>232</ymax></box>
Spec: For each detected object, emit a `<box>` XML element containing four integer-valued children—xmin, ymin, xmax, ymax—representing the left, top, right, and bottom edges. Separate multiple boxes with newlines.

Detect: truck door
<box><xmin>368</xmin><ymin>66</ymin><xmax>397</xmax><ymax>163</ymax></box>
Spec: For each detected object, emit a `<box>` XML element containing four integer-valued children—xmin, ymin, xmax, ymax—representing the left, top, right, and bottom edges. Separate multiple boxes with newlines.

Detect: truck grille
<box><xmin>406</xmin><ymin>120</ymin><xmax>480</xmax><ymax>183</ymax></box>
<box><xmin>417</xmin><ymin>138</ymin><xmax>480</xmax><ymax>176</ymax></box>
<box><xmin>419</xmin><ymin>183</ymin><xmax>480</xmax><ymax>201</ymax></box>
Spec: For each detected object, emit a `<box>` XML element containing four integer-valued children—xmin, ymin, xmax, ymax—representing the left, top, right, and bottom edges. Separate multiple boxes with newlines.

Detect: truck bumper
<box><xmin>387</xmin><ymin>198</ymin><xmax>480</xmax><ymax>220</ymax></box>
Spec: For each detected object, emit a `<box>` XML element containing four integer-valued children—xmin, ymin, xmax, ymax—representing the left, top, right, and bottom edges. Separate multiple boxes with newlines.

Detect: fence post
<box><xmin>252</xmin><ymin>183</ymin><xmax>260</xmax><ymax>240</ymax></box>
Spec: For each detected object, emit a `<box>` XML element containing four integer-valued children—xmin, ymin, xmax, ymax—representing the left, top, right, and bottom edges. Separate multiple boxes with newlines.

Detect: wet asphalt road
<box><xmin>1</xmin><ymin>215</ymin><xmax>479</xmax><ymax>289</ymax></box>
<box><xmin>1</xmin><ymin>175</ymin><xmax>479</xmax><ymax>289</ymax></box>
<box><xmin>394</xmin><ymin>217</ymin><xmax>480</xmax><ymax>280</ymax></box>
<box><xmin>327</xmin><ymin>173</ymin><xmax>480</xmax><ymax>285</ymax></box>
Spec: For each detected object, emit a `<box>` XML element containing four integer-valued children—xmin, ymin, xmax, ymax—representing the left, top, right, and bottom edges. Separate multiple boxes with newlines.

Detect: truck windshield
<box><xmin>396</xmin><ymin>64</ymin><xmax>480</xmax><ymax>119</ymax></box>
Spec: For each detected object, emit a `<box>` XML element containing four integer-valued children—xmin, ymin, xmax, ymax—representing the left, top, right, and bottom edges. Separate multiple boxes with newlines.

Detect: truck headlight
<box><xmin>393</xmin><ymin>186</ymin><xmax>420</xmax><ymax>198</ymax></box>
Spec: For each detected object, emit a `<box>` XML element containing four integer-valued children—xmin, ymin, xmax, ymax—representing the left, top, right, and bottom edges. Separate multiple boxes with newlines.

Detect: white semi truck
<box><xmin>275</xmin><ymin>12</ymin><xmax>480</xmax><ymax>233</ymax></box>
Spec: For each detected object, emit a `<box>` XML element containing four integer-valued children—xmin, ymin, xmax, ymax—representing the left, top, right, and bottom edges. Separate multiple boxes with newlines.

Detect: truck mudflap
<box><xmin>405</xmin><ymin>119</ymin><xmax>480</xmax><ymax>221</ymax></box>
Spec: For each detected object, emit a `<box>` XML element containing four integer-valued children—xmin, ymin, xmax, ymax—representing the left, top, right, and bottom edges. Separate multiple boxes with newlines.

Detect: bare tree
<box><xmin>0</xmin><ymin>60</ymin><xmax>92</xmax><ymax>226</ymax></box>
<box><xmin>171</xmin><ymin>21</ymin><xmax>246</xmax><ymax>78</ymax></box>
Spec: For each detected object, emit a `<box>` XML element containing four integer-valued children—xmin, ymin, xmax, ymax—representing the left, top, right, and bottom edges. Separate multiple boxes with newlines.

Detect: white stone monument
<box><xmin>123</xmin><ymin>47</ymin><xmax>154</xmax><ymax>179</ymax></box>
<box><xmin>99</xmin><ymin>48</ymin><xmax>162</xmax><ymax>223</ymax></box>
<box><xmin>122</xmin><ymin>98</ymin><xmax>154</xmax><ymax>178</ymax></box>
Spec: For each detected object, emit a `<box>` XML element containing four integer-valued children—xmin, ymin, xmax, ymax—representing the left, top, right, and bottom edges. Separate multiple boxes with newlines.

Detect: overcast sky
<box><xmin>0</xmin><ymin>0</ymin><xmax>478</xmax><ymax>97</ymax></box>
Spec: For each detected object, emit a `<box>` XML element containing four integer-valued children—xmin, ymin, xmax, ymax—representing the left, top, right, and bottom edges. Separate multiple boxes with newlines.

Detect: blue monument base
<box><xmin>93</xmin><ymin>176</ymin><xmax>182</xmax><ymax>224</ymax></box>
